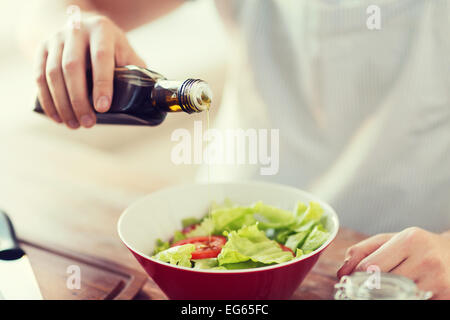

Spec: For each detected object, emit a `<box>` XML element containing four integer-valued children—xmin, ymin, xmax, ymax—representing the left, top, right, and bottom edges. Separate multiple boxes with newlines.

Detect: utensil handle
<box><xmin>0</xmin><ymin>210</ymin><xmax>23</xmax><ymax>260</ymax></box>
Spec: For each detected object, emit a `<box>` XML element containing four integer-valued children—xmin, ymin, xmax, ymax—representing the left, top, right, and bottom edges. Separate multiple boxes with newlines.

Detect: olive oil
<box><xmin>206</xmin><ymin>109</ymin><xmax>212</xmax><ymax>240</ymax></box>
<box><xmin>34</xmin><ymin>65</ymin><xmax>212</xmax><ymax>125</ymax></box>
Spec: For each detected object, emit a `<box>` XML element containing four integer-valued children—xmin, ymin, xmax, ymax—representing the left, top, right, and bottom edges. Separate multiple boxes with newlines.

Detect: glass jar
<box><xmin>334</xmin><ymin>272</ymin><xmax>433</xmax><ymax>300</ymax></box>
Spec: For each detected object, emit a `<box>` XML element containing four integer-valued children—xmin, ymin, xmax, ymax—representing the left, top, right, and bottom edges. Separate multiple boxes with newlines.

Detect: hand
<box><xmin>34</xmin><ymin>14</ymin><xmax>146</xmax><ymax>129</ymax></box>
<box><xmin>337</xmin><ymin>227</ymin><xmax>450</xmax><ymax>299</ymax></box>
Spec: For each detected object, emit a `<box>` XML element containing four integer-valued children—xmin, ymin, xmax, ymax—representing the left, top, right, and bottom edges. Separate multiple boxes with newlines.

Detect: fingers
<box><xmin>89</xmin><ymin>17</ymin><xmax>115</xmax><ymax>113</ymax></box>
<box><xmin>337</xmin><ymin>233</ymin><xmax>393</xmax><ymax>278</ymax></box>
<box><xmin>46</xmin><ymin>37</ymin><xmax>80</xmax><ymax>129</ymax></box>
<box><xmin>34</xmin><ymin>43</ymin><xmax>61</xmax><ymax>124</ymax></box>
<box><xmin>353</xmin><ymin>232</ymin><xmax>409</xmax><ymax>273</ymax></box>
<box><xmin>62</xmin><ymin>27</ymin><xmax>96</xmax><ymax>128</ymax></box>
<box><xmin>390</xmin><ymin>256</ymin><xmax>417</xmax><ymax>280</ymax></box>
<box><xmin>397</xmin><ymin>255</ymin><xmax>447</xmax><ymax>300</ymax></box>
<box><xmin>115</xmin><ymin>34</ymin><xmax>147</xmax><ymax>68</ymax></box>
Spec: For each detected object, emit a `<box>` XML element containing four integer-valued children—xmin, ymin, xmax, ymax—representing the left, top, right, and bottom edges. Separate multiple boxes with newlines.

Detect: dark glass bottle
<box><xmin>34</xmin><ymin>65</ymin><xmax>212</xmax><ymax>125</ymax></box>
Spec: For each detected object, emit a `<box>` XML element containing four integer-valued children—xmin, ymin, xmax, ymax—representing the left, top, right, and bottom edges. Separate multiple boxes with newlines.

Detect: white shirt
<box><xmin>200</xmin><ymin>0</ymin><xmax>450</xmax><ymax>234</ymax></box>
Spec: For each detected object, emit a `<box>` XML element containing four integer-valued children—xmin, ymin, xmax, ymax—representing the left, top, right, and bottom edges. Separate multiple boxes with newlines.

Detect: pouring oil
<box><xmin>34</xmin><ymin>65</ymin><xmax>212</xmax><ymax>126</ymax></box>
<box><xmin>205</xmin><ymin>107</ymin><xmax>212</xmax><ymax>240</ymax></box>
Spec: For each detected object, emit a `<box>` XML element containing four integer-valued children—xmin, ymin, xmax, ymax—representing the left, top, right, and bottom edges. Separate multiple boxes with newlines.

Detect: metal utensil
<box><xmin>0</xmin><ymin>210</ymin><xmax>43</xmax><ymax>300</ymax></box>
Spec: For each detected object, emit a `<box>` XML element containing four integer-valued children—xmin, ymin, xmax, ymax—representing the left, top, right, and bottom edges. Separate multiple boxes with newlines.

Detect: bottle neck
<box><xmin>151</xmin><ymin>79</ymin><xmax>212</xmax><ymax>113</ymax></box>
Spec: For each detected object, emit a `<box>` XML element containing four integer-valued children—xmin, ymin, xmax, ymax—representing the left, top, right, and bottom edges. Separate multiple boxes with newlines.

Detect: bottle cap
<box><xmin>179</xmin><ymin>79</ymin><xmax>212</xmax><ymax>113</ymax></box>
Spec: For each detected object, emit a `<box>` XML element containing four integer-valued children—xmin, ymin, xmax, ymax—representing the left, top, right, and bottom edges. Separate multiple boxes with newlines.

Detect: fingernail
<box><xmin>80</xmin><ymin>115</ymin><xmax>95</xmax><ymax>127</ymax></box>
<box><xmin>338</xmin><ymin>260</ymin><xmax>349</xmax><ymax>271</ymax></box>
<box><xmin>67</xmin><ymin>119</ymin><xmax>80</xmax><ymax>129</ymax></box>
<box><xmin>52</xmin><ymin>114</ymin><xmax>62</xmax><ymax>123</ymax></box>
<box><xmin>96</xmin><ymin>96</ymin><xmax>110</xmax><ymax>113</ymax></box>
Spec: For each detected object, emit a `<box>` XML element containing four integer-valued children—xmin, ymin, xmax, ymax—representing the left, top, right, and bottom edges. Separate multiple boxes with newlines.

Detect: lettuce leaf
<box><xmin>221</xmin><ymin>260</ymin><xmax>267</xmax><ymax>270</ymax></box>
<box><xmin>181</xmin><ymin>217</ymin><xmax>201</xmax><ymax>229</ymax></box>
<box><xmin>218</xmin><ymin>224</ymin><xmax>294</xmax><ymax>265</ymax></box>
<box><xmin>185</xmin><ymin>218</ymin><xmax>215</xmax><ymax>237</ymax></box>
<box><xmin>172</xmin><ymin>230</ymin><xmax>186</xmax><ymax>243</ymax></box>
<box><xmin>275</xmin><ymin>229</ymin><xmax>293</xmax><ymax>243</ymax></box>
<box><xmin>210</xmin><ymin>198</ymin><xmax>235</xmax><ymax>211</ymax></box>
<box><xmin>153</xmin><ymin>239</ymin><xmax>170</xmax><ymax>255</ymax></box>
<box><xmin>284</xmin><ymin>220</ymin><xmax>316</xmax><ymax>251</ymax></box>
<box><xmin>193</xmin><ymin>258</ymin><xmax>219</xmax><ymax>269</ymax></box>
<box><xmin>297</xmin><ymin>201</ymin><xmax>324</xmax><ymax>225</ymax></box>
<box><xmin>301</xmin><ymin>224</ymin><xmax>329</xmax><ymax>252</ymax></box>
<box><xmin>295</xmin><ymin>202</ymin><xmax>308</xmax><ymax>217</ymax></box>
<box><xmin>211</xmin><ymin>207</ymin><xmax>255</xmax><ymax>233</ymax></box>
<box><xmin>285</xmin><ymin>231</ymin><xmax>310</xmax><ymax>252</ymax></box>
<box><xmin>252</xmin><ymin>201</ymin><xmax>295</xmax><ymax>229</ymax></box>
<box><xmin>153</xmin><ymin>244</ymin><xmax>195</xmax><ymax>268</ymax></box>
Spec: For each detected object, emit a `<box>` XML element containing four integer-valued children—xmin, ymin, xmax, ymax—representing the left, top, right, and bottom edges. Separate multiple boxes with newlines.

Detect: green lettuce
<box><xmin>296</xmin><ymin>201</ymin><xmax>324</xmax><ymax>225</ymax></box>
<box><xmin>185</xmin><ymin>218</ymin><xmax>215</xmax><ymax>237</ymax></box>
<box><xmin>193</xmin><ymin>258</ymin><xmax>228</xmax><ymax>270</ymax></box>
<box><xmin>295</xmin><ymin>202</ymin><xmax>308</xmax><ymax>217</ymax></box>
<box><xmin>152</xmin><ymin>200</ymin><xmax>330</xmax><ymax>270</ymax></box>
<box><xmin>211</xmin><ymin>207</ymin><xmax>255</xmax><ymax>233</ymax></box>
<box><xmin>172</xmin><ymin>230</ymin><xmax>186</xmax><ymax>243</ymax></box>
<box><xmin>217</xmin><ymin>224</ymin><xmax>294</xmax><ymax>265</ymax></box>
<box><xmin>252</xmin><ymin>201</ymin><xmax>295</xmax><ymax>229</ymax></box>
<box><xmin>153</xmin><ymin>239</ymin><xmax>170</xmax><ymax>254</ymax></box>
<box><xmin>193</xmin><ymin>258</ymin><xmax>219</xmax><ymax>269</ymax></box>
<box><xmin>301</xmin><ymin>224</ymin><xmax>329</xmax><ymax>252</ymax></box>
<box><xmin>153</xmin><ymin>244</ymin><xmax>195</xmax><ymax>268</ymax></box>
<box><xmin>221</xmin><ymin>260</ymin><xmax>267</xmax><ymax>270</ymax></box>
<box><xmin>285</xmin><ymin>220</ymin><xmax>317</xmax><ymax>251</ymax></box>
<box><xmin>210</xmin><ymin>198</ymin><xmax>235</xmax><ymax>211</ymax></box>
<box><xmin>181</xmin><ymin>217</ymin><xmax>201</xmax><ymax>228</ymax></box>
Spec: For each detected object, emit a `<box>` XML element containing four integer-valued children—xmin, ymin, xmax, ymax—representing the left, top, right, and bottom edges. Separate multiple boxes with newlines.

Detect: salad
<box><xmin>152</xmin><ymin>199</ymin><xmax>330</xmax><ymax>270</ymax></box>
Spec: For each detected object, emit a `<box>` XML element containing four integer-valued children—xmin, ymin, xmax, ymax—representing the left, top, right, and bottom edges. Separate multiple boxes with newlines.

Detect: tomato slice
<box><xmin>279</xmin><ymin>243</ymin><xmax>295</xmax><ymax>256</ymax></box>
<box><xmin>171</xmin><ymin>236</ymin><xmax>227</xmax><ymax>259</ymax></box>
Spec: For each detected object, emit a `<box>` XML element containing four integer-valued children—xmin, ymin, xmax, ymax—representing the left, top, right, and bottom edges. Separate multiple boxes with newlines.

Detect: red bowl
<box><xmin>118</xmin><ymin>181</ymin><xmax>339</xmax><ymax>300</ymax></box>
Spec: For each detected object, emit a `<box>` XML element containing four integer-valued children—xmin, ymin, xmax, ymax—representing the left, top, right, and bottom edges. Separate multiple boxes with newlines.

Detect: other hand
<box><xmin>337</xmin><ymin>227</ymin><xmax>450</xmax><ymax>299</ymax></box>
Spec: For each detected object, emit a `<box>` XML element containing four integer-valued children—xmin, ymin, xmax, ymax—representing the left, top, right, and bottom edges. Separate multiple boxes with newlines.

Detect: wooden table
<box><xmin>0</xmin><ymin>124</ymin><xmax>367</xmax><ymax>300</ymax></box>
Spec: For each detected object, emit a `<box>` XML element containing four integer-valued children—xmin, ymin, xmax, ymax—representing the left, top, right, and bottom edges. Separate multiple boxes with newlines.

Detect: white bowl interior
<box><xmin>118</xmin><ymin>182</ymin><xmax>339</xmax><ymax>263</ymax></box>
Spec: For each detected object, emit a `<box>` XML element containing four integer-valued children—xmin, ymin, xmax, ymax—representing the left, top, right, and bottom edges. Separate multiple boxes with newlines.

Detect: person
<box><xmin>32</xmin><ymin>0</ymin><xmax>449</xmax><ymax>298</ymax></box>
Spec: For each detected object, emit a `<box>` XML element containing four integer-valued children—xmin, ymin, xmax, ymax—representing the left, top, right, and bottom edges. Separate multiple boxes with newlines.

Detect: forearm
<box><xmin>18</xmin><ymin>0</ymin><xmax>182</xmax><ymax>58</ymax></box>
<box><xmin>83</xmin><ymin>0</ymin><xmax>184</xmax><ymax>31</ymax></box>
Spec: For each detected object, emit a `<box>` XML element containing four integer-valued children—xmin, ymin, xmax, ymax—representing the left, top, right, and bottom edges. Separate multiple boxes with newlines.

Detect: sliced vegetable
<box><xmin>152</xmin><ymin>200</ymin><xmax>330</xmax><ymax>270</ymax></box>
<box><xmin>185</xmin><ymin>218</ymin><xmax>215</xmax><ymax>237</ymax></box>
<box><xmin>295</xmin><ymin>202</ymin><xmax>308</xmax><ymax>217</ymax></box>
<box><xmin>275</xmin><ymin>229</ymin><xmax>294</xmax><ymax>244</ymax></box>
<box><xmin>211</xmin><ymin>207</ymin><xmax>255</xmax><ymax>233</ymax></box>
<box><xmin>153</xmin><ymin>243</ymin><xmax>195</xmax><ymax>268</ymax></box>
<box><xmin>301</xmin><ymin>224</ymin><xmax>329</xmax><ymax>252</ymax></box>
<box><xmin>285</xmin><ymin>231</ymin><xmax>309</xmax><ymax>252</ymax></box>
<box><xmin>172</xmin><ymin>236</ymin><xmax>227</xmax><ymax>259</ymax></box>
<box><xmin>193</xmin><ymin>258</ymin><xmax>219</xmax><ymax>269</ymax></box>
<box><xmin>221</xmin><ymin>260</ymin><xmax>267</xmax><ymax>270</ymax></box>
<box><xmin>181</xmin><ymin>217</ymin><xmax>202</xmax><ymax>229</ymax></box>
<box><xmin>173</xmin><ymin>230</ymin><xmax>186</xmax><ymax>243</ymax></box>
<box><xmin>297</xmin><ymin>201</ymin><xmax>324</xmax><ymax>225</ymax></box>
<box><xmin>217</xmin><ymin>225</ymin><xmax>294</xmax><ymax>265</ymax></box>
<box><xmin>252</xmin><ymin>201</ymin><xmax>295</xmax><ymax>229</ymax></box>
<box><xmin>278</xmin><ymin>243</ymin><xmax>295</xmax><ymax>256</ymax></box>
<box><xmin>284</xmin><ymin>220</ymin><xmax>316</xmax><ymax>251</ymax></box>
<box><xmin>153</xmin><ymin>239</ymin><xmax>170</xmax><ymax>254</ymax></box>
